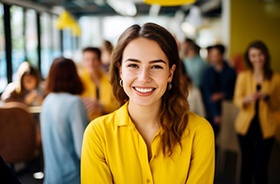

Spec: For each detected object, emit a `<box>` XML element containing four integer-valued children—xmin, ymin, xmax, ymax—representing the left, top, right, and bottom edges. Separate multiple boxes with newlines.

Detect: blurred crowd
<box><xmin>1</xmin><ymin>35</ymin><xmax>279</xmax><ymax>184</ymax></box>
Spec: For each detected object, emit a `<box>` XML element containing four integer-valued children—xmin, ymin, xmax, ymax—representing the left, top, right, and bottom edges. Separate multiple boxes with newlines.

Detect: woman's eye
<box><xmin>151</xmin><ymin>65</ymin><xmax>163</xmax><ymax>69</ymax></box>
<box><xmin>127</xmin><ymin>64</ymin><xmax>138</xmax><ymax>68</ymax></box>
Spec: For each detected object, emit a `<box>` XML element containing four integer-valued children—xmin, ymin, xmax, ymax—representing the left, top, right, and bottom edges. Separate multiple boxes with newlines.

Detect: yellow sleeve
<box><xmin>233</xmin><ymin>72</ymin><xmax>247</xmax><ymax>109</ymax></box>
<box><xmin>186</xmin><ymin>120</ymin><xmax>215</xmax><ymax>184</ymax></box>
<box><xmin>81</xmin><ymin>122</ymin><xmax>112</xmax><ymax>184</ymax></box>
<box><xmin>269</xmin><ymin>73</ymin><xmax>280</xmax><ymax>111</ymax></box>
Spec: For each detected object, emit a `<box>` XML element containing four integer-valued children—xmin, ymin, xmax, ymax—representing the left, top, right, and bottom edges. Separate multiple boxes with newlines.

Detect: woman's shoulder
<box><xmin>45</xmin><ymin>93</ymin><xmax>81</xmax><ymax>104</ymax></box>
<box><xmin>238</xmin><ymin>70</ymin><xmax>252</xmax><ymax>76</ymax></box>
<box><xmin>2</xmin><ymin>82</ymin><xmax>18</xmax><ymax>94</ymax></box>
<box><xmin>272</xmin><ymin>72</ymin><xmax>280</xmax><ymax>79</ymax></box>
<box><xmin>236</xmin><ymin>70</ymin><xmax>253</xmax><ymax>81</ymax></box>
<box><xmin>186</xmin><ymin>112</ymin><xmax>213</xmax><ymax>135</ymax></box>
<box><xmin>270</xmin><ymin>72</ymin><xmax>280</xmax><ymax>86</ymax></box>
<box><xmin>84</xmin><ymin>110</ymin><xmax>118</xmax><ymax>139</ymax></box>
<box><xmin>87</xmin><ymin>104</ymin><xmax>126</xmax><ymax>130</ymax></box>
<box><xmin>1</xmin><ymin>82</ymin><xmax>20</xmax><ymax>101</ymax></box>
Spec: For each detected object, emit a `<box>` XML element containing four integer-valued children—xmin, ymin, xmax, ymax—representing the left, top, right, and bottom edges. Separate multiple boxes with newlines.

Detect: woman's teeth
<box><xmin>135</xmin><ymin>87</ymin><xmax>153</xmax><ymax>93</ymax></box>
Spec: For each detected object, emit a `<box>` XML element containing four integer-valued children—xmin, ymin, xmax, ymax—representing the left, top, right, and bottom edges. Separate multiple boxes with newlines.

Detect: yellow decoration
<box><xmin>56</xmin><ymin>11</ymin><xmax>75</xmax><ymax>29</ymax></box>
<box><xmin>144</xmin><ymin>0</ymin><xmax>195</xmax><ymax>6</ymax></box>
<box><xmin>56</xmin><ymin>11</ymin><xmax>81</xmax><ymax>37</ymax></box>
<box><xmin>71</xmin><ymin>21</ymin><xmax>81</xmax><ymax>36</ymax></box>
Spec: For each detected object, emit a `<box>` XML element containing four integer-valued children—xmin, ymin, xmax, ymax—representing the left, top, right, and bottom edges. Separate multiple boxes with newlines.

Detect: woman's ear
<box><xmin>168</xmin><ymin>64</ymin><xmax>176</xmax><ymax>82</ymax></box>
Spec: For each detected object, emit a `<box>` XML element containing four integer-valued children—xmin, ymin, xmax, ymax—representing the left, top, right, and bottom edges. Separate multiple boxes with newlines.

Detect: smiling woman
<box><xmin>81</xmin><ymin>22</ymin><xmax>215</xmax><ymax>184</ymax></box>
<box><xmin>120</xmin><ymin>37</ymin><xmax>175</xmax><ymax>108</ymax></box>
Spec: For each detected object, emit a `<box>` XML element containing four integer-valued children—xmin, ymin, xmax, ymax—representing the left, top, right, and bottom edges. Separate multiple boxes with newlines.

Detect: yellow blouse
<box><xmin>234</xmin><ymin>70</ymin><xmax>280</xmax><ymax>138</ymax></box>
<box><xmin>79</xmin><ymin>70</ymin><xmax>119</xmax><ymax>120</ymax></box>
<box><xmin>81</xmin><ymin>103</ymin><xmax>215</xmax><ymax>184</ymax></box>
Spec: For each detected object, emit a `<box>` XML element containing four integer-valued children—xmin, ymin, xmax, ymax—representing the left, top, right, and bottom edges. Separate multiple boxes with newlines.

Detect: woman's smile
<box><xmin>133</xmin><ymin>86</ymin><xmax>155</xmax><ymax>96</ymax></box>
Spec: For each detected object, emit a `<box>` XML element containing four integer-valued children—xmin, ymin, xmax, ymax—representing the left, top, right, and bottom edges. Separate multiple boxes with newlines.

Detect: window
<box><xmin>25</xmin><ymin>9</ymin><xmax>38</xmax><ymax>68</ymax></box>
<box><xmin>41</xmin><ymin>14</ymin><xmax>61</xmax><ymax>78</ymax></box>
<box><xmin>41</xmin><ymin>12</ymin><xmax>51</xmax><ymax>78</ymax></box>
<box><xmin>11</xmin><ymin>5</ymin><xmax>25</xmax><ymax>81</ymax></box>
<box><xmin>0</xmin><ymin>4</ymin><xmax>6</xmax><ymax>92</ymax></box>
<box><xmin>52</xmin><ymin>15</ymin><xmax>61</xmax><ymax>59</ymax></box>
<box><xmin>79</xmin><ymin>16</ymin><xmax>101</xmax><ymax>47</ymax></box>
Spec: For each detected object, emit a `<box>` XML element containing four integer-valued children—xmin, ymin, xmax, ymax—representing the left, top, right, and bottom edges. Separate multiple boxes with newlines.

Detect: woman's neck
<box><xmin>128</xmin><ymin>101</ymin><xmax>160</xmax><ymax>130</ymax></box>
<box><xmin>253</xmin><ymin>68</ymin><xmax>264</xmax><ymax>83</ymax></box>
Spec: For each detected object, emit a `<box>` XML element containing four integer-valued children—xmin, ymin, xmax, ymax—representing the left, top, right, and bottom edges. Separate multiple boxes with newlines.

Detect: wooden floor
<box><xmin>17</xmin><ymin>142</ymin><xmax>280</xmax><ymax>184</ymax></box>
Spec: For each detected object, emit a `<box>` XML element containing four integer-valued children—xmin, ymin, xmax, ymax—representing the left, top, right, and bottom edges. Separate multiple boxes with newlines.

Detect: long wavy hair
<box><xmin>244</xmin><ymin>40</ymin><xmax>273</xmax><ymax>80</ymax></box>
<box><xmin>110</xmin><ymin>22</ymin><xmax>189</xmax><ymax>156</ymax></box>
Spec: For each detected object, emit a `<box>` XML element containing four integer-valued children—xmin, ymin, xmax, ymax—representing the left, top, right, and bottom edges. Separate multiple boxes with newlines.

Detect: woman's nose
<box><xmin>138</xmin><ymin>68</ymin><xmax>151</xmax><ymax>82</ymax></box>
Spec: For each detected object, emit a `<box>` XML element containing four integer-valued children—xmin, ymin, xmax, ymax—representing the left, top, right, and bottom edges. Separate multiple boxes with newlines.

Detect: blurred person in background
<box><xmin>234</xmin><ymin>40</ymin><xmax>280</xmax><ymax>184</ymax></box>
<box><xmin>101</xmin><ymin>40</ymin><xmax>114</xmax><ymax>73</ymax></box>
<box><xmin>182</xmin><ymin>38</ymin><xmax>206</xmax><ymax>89</ymax></box>
<box><xmin>41</xmin><ymin>57</ymin><xmax>88</xmax><ymax>184</ymax></box>
<box><xmin>1</xmin><ymin>62</ymin><xmax>44</xmax><ymax>106</ymax></box>
<box><xmin>81</xmin><ymin>22</ymin><xmax>214</xmax><ymax>184</ymax></box>
<box><xmin>79</xmin><ymin>47</ymin><xmax>119</xmax><ymax>121</ymax></box>
<box><xmin>202</xmin><ymin>44</ymin><xmax>236</xmax><ymax>136</ymax></box>
<box><xmin>181</xmin><ymin>63</ymin><xmax>205</xmax><ymax>117</ymax></box>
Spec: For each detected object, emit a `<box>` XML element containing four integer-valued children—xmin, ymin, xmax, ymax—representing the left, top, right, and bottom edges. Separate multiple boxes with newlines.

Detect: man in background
<box><xmin>79</xmin><ymin>47</ymin><xmax>119</xmax><ymax>121</ymax></box>
<box><xmin>202</xmin><ymin>44</ymin><xmax>236</xmax><ymax>135</ymax></box>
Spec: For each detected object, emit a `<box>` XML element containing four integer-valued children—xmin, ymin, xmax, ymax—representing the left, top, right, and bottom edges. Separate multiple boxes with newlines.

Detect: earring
<box><xmin>168</xmin><ymin>82</ymin><xmax>172</xmax><ymax>90</ymax></box>
<box><xmin>119</xmin><ymin>79</ymin><xmax>123</xmax><ymax>87</ymax></box>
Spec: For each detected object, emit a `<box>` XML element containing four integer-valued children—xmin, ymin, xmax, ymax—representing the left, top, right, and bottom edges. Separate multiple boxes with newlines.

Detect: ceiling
<box><xmin>7</xmin><ymin>0</ymin><xmax>222</xmax><ymax>18</ymax></box>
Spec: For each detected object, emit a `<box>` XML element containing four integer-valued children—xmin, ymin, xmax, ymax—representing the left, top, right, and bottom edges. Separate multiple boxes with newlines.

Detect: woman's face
<box><xmin>23</xmin><ymin>74</ymin><xmax>37</xmax><ymax>91</ymax></box>
<box><xmin>248</xmin><ymin>47</ymin><xmax>266</xmax><ymax>70</ymax></box>
<box><xmin>119</xmin><ymin>37</ymin><xmax>175</xmax><ymax>107</ymax></box>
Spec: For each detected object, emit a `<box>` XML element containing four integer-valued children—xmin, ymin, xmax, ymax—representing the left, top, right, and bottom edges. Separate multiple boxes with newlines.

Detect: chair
<box><xmin>0</xmin><ymin>102</ymin><xmax>37</xmax><ymax>164</ymax></box>
<box><xmin>216</xmin><ymin>100</ymin><xmax>241</xmax><ymax>184</ymax></box>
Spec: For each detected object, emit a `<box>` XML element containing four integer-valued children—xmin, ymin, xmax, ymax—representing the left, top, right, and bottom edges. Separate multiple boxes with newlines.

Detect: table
<box><xmin>29</xmin><ymin>106</ymin><xmax>41</xmax><ymax>114</ymax></box>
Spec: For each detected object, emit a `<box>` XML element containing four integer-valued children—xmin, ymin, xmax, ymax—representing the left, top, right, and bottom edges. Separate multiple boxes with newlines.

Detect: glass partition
<box><xmin>11</xmin><ymin>5</ymin><xmax>24</xmax><ymax>81</ymax></box>
<box><xmin>25</xmin><ymin>9</ymin><xmax>38</xmax><ymax>68</ymax></box>
<box><xmin>0</xmin><ymin>4</ymin><xmax>6</xmax><ymax>92</ymax></box>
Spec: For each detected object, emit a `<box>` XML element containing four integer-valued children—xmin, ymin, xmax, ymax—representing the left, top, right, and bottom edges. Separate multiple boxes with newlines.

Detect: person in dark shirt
<box><xmin>202</xmin><ymin>44</ymin><xmax>237</xmax><ymax>135</ymax></box>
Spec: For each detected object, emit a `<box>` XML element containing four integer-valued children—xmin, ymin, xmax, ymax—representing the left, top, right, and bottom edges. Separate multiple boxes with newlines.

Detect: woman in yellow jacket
<box><xmin>234</xmin><ymin>40</ymin><xmax>280</xmax><ymax>184</ymax></box>
<box><xmin>81</xmin><ymin>23</ymin><xmax>215</xmax><ymax>184</ymax></box>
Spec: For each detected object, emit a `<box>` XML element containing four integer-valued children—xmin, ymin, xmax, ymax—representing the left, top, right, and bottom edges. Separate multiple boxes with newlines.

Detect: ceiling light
<box><xmin>186</xmin><ymin>6</ymin><xmax>203</xmax><ymax>27</ymax></box>
<box><xmin>107</xmin><ymin>0</ymin><xmax>137</xmax><ymax>16</ymax></box>
<box><xmin>181</xmin><ymin>22</ymin><xmax>196</xmax><ymax>37</ymax></box>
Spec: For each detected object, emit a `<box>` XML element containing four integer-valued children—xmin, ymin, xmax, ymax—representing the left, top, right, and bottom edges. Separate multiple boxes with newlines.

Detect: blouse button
<box><xmin>146</xmin><ymin>179</ymin><xmax>150</xmax><ymax>183</ymax></box>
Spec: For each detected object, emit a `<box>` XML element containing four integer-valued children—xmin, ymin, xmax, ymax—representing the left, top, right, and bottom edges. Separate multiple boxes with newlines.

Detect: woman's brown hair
<box><xmin>244</xmin><ymin>40</ymin><xmax>273</xmax><ymax>80</ymax></box>
<box><xmin>45</xmin><ymin>57</ymin><xmax>84</xmax><ymax>95</ymax></box>
<box><xmin>110</xmin><ymin>22</ymin><xmax>189</xmax><ymax>156</ymax></box>
<box><xmin>17</xmin><ymin>62</ymin><xmax>41</xmax><ymax>94</ymax></box>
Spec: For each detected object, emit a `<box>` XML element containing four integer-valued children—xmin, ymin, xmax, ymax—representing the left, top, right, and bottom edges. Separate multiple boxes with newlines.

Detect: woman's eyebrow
<box><xmin>124</xmin><ymin>58</ymin><xmax>167</xmax><ymax>64</ymax></box>
<box><xmin>124</xmin><ymin>58</ymin><xmax>140</xmax><ymax>62</ymax></box>
<box><xmin>149</xmin><ymin>59</ymin><xmax>167</xmax><ymax>65</ymax></box>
